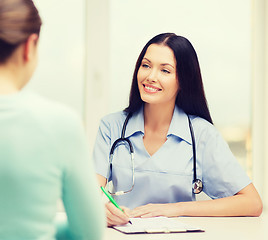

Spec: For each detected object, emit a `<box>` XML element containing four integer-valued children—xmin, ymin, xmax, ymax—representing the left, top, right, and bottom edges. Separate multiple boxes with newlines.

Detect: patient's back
<box><xmin>0</xmin><ymin>91</ymin><xmax>104</xmax><ymax>240</ymax></box>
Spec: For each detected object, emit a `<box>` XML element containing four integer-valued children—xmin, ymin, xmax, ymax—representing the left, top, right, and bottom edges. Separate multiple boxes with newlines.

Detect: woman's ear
<box><xmin>23</xmin><ymin>34</ymin><xmax>39</xmax><ymax>62</ymax></box>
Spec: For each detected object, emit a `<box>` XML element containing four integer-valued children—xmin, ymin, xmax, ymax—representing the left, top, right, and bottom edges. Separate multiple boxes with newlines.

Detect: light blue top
<box><xmin>93</xmin><ymin>106</ymin><xmax>251</xmax><ymax>209</ymax></box>
<box><xmin>0</xmin><ymin>90</ymin><xmax>105</xmax><ymax>240</ymax></box>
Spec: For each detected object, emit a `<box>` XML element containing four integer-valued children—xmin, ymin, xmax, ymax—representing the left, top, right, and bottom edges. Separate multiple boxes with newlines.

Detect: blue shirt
<box><xmin>93</xmin><ymin>106</ymin><xmax>251</xmax><ymax>209</ymax></box>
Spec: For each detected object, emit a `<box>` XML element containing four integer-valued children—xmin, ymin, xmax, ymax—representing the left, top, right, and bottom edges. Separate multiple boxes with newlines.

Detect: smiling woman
<box><xmin>137</xmin><ymin>44</ymin><xmax>179</xmax><ymax>108</ymax></box>
<box><xmin>93</xmin><ymin>33</ymin><xmax>263</xmax><ymax>227</ymax></box>
<box><xmin>85</xmin><ymin>1</ymin><xmax>254</xmax><ymax>189</ymax></box>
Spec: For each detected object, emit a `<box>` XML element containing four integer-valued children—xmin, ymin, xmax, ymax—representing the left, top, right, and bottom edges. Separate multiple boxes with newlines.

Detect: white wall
<box><xmin>251</xmin><ymin>0</ymin><xmax>268</xmax><ymax>212</ymax></box>
<box><xmin>85</xmin><ymin>0</ymin><xmax>110</xmax><ymax>148</ymax></box>
<box><xmin>29</xmin><ymin>0</ymin><xmax>86</xmax><ymax>117</ymax></box>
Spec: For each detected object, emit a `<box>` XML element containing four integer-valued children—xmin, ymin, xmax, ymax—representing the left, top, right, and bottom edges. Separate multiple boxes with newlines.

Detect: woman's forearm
<box><xmin>131</xmin><ymin>184</ymin><xmax>262</xmax><ymax>218</ymax></box>
<box><xmin>177</xmin><ymin>184</ymin><xmax>262</xmax><ymax>217</ymax></box>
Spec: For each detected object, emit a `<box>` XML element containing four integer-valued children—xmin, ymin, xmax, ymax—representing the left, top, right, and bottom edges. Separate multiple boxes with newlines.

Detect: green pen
<box><xmin>101</xmin><ymin>186</ymin><xmax>132</xmax><ymax>224</ymax></box>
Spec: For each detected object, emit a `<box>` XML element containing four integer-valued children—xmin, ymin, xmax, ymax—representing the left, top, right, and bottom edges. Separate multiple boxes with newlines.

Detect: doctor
<box><xmin>93</xmin><ymin>33</ymin><xmax>263</xmax><ymax>226</ymax></box>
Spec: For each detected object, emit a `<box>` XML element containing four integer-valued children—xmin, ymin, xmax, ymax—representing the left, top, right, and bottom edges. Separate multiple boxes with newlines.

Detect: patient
<box><xmin>0</xmin><ymin>0</ymin><xmax>105</xmax><ymax>239</ymax></box>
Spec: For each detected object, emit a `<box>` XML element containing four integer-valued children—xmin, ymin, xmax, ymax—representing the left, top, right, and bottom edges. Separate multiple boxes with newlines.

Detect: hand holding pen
<box><xmin>101</xmin><ymin>186</ymin><xmax>132</xmax><ymax>226</ymax></box>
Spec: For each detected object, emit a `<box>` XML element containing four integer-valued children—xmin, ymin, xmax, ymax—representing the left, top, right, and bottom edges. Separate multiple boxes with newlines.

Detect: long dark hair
<box><xmin>0</xmin><ymin>0</ymin><xmax>42</xmax><ymax>63</ymax></box>
<box><xmin>124</xmin><ymin>33</ymin><xmax>213</xmax><ymax>124</ymax></box>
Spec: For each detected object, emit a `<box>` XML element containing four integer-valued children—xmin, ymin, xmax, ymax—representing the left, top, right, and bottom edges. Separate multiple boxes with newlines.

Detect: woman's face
<box><xmin>137</xmin><ymin>44</ymin><xmax>179</xmax><ymax>107</ymax></box>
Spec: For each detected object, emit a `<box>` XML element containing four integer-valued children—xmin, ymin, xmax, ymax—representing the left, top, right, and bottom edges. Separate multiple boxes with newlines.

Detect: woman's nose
<box><xmin>146</xmin><ymin>69</ymin><xmax>158</xmax><ymax>83</ymax></box>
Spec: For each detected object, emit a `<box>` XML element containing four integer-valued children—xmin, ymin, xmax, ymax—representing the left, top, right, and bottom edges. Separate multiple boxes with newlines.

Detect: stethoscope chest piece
<box><xmin>192</xmin><ymin>179</ymin><xmax>203</xmax><ymax>194</ymax></box>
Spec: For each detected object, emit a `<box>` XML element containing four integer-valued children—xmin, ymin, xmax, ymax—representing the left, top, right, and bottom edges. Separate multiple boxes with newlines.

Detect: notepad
<box><xmin>113</xmin><ymin>217</ymin><xmax>204</xmax><ymax>234</ymax></box>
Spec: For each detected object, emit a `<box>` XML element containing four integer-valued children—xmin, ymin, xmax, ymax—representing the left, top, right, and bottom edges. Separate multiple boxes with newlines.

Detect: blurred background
<box><xmin>31</xmin><ymin>0</ymin><xmax>267</xmax><ymax>207</ymax></box>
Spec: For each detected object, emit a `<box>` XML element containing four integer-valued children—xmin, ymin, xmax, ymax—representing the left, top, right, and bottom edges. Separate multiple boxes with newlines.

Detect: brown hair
<box><xmin>0</xmin><ymin>0</ymin><xmax>42</xmax><ymax>63</ymax></box>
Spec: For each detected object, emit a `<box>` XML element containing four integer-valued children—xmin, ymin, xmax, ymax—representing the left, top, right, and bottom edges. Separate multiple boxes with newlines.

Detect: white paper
<box><xmin>113</xmin><ymin>217</ymin><xmax>204</xmax><ymax>234</ymax></box>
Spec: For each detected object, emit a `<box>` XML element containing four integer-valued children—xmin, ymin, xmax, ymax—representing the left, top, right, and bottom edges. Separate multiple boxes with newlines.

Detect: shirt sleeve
<box><xmin>92</xmin><ymin>117</ymin><xmax>112</xmax><ymax>179</ymax></box>
<box><xmin>56</xmin><ymin>113</ymin><xmax>106</xmax><ymax>240</ymax></box>
<box><xmin>201</xmin><ymin>125</ymin><xmax>251</xmax><ymax>199</ymax></box>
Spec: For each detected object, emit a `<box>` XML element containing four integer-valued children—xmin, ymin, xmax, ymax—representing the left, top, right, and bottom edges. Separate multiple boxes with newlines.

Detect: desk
<box><xmin>103</xmin><ymin>213</ymin><xmax>268</xmax><ymax>240</ymax></box>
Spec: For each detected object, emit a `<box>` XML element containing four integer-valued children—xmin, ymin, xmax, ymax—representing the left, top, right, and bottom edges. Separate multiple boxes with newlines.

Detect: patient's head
<box><xmin>0</xmin><ymin>0</ymin><xmax>42</xmax><ymax>64</ymax></box>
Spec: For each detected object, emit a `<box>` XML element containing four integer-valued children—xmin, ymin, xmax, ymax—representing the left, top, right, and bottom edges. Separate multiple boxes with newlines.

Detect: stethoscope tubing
<box><xmin>108</xmin><ymin>111</ymin><xmax>203</xmax><ymax>195</ymax></box>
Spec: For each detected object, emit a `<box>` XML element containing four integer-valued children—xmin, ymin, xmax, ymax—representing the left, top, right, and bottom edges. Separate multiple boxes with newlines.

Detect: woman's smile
<box><xmin>143</xmin><ymin>84</ymin><xmax>162</xmax><ymax>93</ymax></box>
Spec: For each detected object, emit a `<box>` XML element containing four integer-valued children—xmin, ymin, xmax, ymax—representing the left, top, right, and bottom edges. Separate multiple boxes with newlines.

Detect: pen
<box><xmin>101</xmin><ymin>186</ymin><xmax>132</xmax><ymax>224</ymax></box>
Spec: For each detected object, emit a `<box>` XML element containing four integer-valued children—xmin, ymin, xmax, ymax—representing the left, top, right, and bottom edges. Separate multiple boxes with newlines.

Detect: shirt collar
<box><xmin>124</xmin><ymin>107</ymin><xmax>145</xmax><ymax>138</ymax></box>
<box><xmin>124</xmin><ymin>106</ymin><xmax>192</xmax><ymax>145</ymax></box>
<box><xmin>167</xmin><ymin>107</ymin><xmax>192</xmax><ymax>144</ymax></box>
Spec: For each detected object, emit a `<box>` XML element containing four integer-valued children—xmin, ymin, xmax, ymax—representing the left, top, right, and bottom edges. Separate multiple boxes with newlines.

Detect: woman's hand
<box><xmin>130</xmin><ymin>203</ymin><xmax>180</xmax><ymax>218</ymax></box>
<box><xmin>105</xmin><ymin>202</ymin><xmax>131</xmax><ymax>227</ymax></box>
<box><xmin>97</xmin><ymin>175</ymin><xmax>132</xmax><ymax>226</ymax></box>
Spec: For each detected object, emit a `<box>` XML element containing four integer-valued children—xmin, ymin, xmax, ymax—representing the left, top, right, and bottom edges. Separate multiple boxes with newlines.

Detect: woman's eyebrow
<box><xmin>142</xmin><ymin>57</ymin><xmax>151</xmax><ymax>62</ymax></box>
<box><xmin>161</xmin><ymin>63</ymin><xmax>175</xmax><ymax>69</ymax></box>
<box><xmin>142</xmin><ymin>57</ymin><xmax>175</xmax><ymax>69</ymax></box>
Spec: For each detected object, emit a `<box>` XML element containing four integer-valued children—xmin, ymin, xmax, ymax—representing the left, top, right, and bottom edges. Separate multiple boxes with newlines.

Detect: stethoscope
<box><xmin>107</xmin><ymin>112</ymin><xmax>203</xmax><ymax>196</ymax></box>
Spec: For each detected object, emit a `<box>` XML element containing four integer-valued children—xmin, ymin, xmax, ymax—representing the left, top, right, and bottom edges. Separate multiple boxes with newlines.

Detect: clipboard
<box><xmin>113</xmin><ymin>217</ymin><xmax>205</xmax><ymax>234</ymax></box>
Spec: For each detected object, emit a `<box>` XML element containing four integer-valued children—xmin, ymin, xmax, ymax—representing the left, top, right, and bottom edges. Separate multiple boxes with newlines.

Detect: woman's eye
<box><xmin>162</xmin><ymin>69</ymin><xmax>170</xmax><ymax>74</ymax></box>
<box><xmin>141</xmin><ymin>64</ymin><xmax>150</xmax><ymax>68</ymax></box>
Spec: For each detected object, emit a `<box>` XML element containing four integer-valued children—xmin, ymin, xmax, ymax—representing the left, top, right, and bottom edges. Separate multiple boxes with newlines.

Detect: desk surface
<box><xmin>104</xmin><ymin>212</ymin><xmax>268</xmax><ymax>240</ymax></box>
